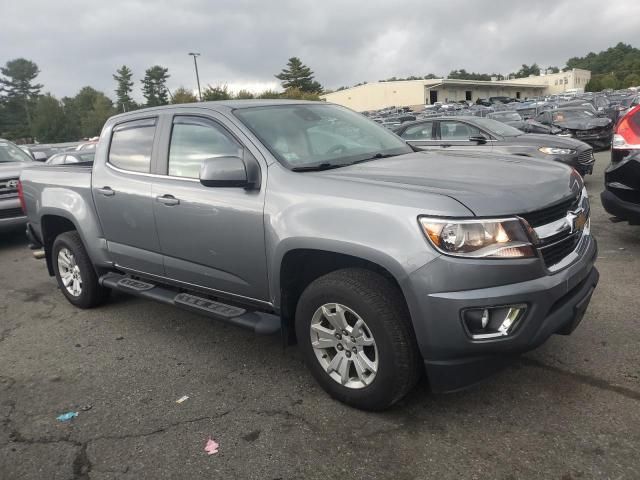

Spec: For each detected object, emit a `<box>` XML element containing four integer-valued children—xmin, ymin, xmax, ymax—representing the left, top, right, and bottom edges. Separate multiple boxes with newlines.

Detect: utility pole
<box><xmin>189</xmin><ymin>52</ymin><xmax>202</xmax><ymax>101</ymax></box>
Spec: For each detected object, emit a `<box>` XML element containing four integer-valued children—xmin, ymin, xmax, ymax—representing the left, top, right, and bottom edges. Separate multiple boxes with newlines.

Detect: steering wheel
<box><xmin>326</xmin><ymin>144</ymin><xmax>348</xmax><ymax>155</ymax></box>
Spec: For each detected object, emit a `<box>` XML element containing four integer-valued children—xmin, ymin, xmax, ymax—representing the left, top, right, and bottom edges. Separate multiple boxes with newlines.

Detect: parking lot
<box><xmin>0</xmin><ymin>150</ymin><xmax>639</xmax><ymax>479</ymax></box>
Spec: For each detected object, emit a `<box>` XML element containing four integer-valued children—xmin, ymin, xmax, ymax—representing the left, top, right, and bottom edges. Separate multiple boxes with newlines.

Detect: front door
<box><xmin>151</xmin><ymin>113</ymin><xmax>269</xmax><ymax>301</ymax></box>
<box><xmin>92</xmin><ymin>116</ymin><xmax>164</xmax><ymax>275</ymax></box>
<box><xmin>397</xmin><ymin>121</ymin><xmax>439</xmax><ymax>151</ymax></box>
<box><xmin>436</xmin><ymin>120</ymin><xmax>493</xmax><ymax>153</ymax></box>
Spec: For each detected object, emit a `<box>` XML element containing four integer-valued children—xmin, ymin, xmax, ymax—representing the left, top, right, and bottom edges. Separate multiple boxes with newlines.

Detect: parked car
<box><xmin>46</xmin><ymin>151</ymin><xmax>95</xmax><ymax>165</ymax></box>
<box><xmin>392</xmin><ymin>116</ymin><xmax>595</xmax><ymax>175</ymax></box>
<box><xmin>601</xmin><ymin>104</ymin><xmax>640</xmax><ymax>224</ymax></box>
<box><xmin>20</xmin><ymin>100</ymin><xmax>599</xmax><ymax>410</ymax></box>
<box><xmin>487</xmin><ymin>111</ymin><xmax>560</xmax><ymax>134</ymax></box>
<box><xmin>0</xmin><ymin>138</ymin><xmax>32</xmax><ymax>231</ymax></box>
<box><xmin>535</xmin><ymin>108</ymin><xmax>613</xmax><ymax>150</ymax></box>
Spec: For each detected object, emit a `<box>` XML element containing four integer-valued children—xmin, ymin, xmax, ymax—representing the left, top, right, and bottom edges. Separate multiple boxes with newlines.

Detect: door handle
<box><xmin>156</xmin><ymin>194</ymin><xmax>180</xmax><ymax>206</ymax></box>
<box><xmin>97</xmin><ymin>186</ymin><xmax>115</xmax><ymax>196</ymax></box>
<box><xmin>441</xmin><ymin>144</ymin><xmax>452</xmax><ymax>148</ymax></box>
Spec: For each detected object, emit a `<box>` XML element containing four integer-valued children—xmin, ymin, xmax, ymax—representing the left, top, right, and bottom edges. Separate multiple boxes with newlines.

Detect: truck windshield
<box><xmin>0</xmin><ymin>141</ymin><xmax>33</xmax><ymax>163</ymax></box>
<box><xmin>234</xmin><ymin>104</ymin><xmax>412</xmax><ymax>170</ymax></box>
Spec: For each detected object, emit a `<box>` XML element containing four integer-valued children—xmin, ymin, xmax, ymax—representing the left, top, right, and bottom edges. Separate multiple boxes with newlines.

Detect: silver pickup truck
<box><xmin>20</xmin><ymin>100</ymin><xmax>599</xmax><ymax>410</ymax></box>
<box><xmin>1</xmin><ymin>139</ymin><xmax>32</xmax><ymax>231</ymax></box>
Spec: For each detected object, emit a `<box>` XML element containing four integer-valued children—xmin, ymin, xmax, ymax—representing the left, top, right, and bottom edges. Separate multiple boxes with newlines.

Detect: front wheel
<box><xmin>295</xmin><ymin>268</ymin><xmax>421</xmax><ymax>410</ymax></box>
<box><xmin>52</xmin><ymin>231</ymin><xmax>109</xmax><ymax>309</ymax></box>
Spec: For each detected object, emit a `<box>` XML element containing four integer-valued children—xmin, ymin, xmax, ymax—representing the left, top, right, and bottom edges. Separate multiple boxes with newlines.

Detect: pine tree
<box><xmin>275</xmin><ymin>57</ymin><xmax>323</xmax><ymax>94</ymax></box>
<box><xmin>141</xmin><ymin>66</ymin><xmax>170</xmax><ymax>107</ymax></box>
<box><xmin>113</xmin><ymin>65</ymin><xmax>136</xmax><ymax>112</ymax></box>
<box><xmin>0</xmin><ymin>58</ymin><xmax>42</xmax><ymax>139</ymax></box>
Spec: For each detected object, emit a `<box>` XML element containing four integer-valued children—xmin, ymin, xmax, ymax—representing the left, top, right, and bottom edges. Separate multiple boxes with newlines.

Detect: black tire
<box><xmin>52</xmin><ymin>231</ymin><xmax>110</xmax><ymax>309</ymax></box>
<box><xmin>295</xmin><ymin>268</ymin><xmax>421</xmax><ymax>410</ymax></box>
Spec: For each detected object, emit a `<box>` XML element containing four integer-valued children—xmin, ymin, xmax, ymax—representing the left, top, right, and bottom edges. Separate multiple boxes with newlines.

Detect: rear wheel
<box><xmin>295</xmin><ymin>268</ymin><xmax>421</xmax><ymax>410</ymax></box>
<box><xmin>52</xmin><ymin>231</ymin><xmax>109</xmax><ymax>308</ymax></box>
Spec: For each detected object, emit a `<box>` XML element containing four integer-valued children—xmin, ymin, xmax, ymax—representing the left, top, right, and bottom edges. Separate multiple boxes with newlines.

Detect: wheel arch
<box><xmin>275</xmin><ymin>243</ymin><xmax>412</xmax><ymax>345</ymax></box>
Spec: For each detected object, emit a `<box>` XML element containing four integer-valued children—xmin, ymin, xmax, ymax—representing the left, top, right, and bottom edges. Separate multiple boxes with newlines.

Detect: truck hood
<box><xmin>319</xmin><ymin>151</ymin><xmax>581</xmax><ymax>216</ymax></box>
<box><xmin>0</xmin><ymin>161</ymin><xmax>29</xmax><ymax>179</ymax></box>
<box><xmin>552</xmin><ymin>117</ymin><xmax>612</xmax><ymax>130</ymax></box>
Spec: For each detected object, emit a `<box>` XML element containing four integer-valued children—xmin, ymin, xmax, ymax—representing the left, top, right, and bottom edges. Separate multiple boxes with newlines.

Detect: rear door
<box><xmin>92</xmin><ymin>116</ymin><xmax>165</xmax><ymax>275</ymax></box>
<box><xmin>151</xmin><ymin>111</ymin><xmax>269</xmax><ymax>302</ymax></box>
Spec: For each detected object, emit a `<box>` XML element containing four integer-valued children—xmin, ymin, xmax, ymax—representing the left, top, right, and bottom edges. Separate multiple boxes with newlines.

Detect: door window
<box><xmin>109</xmin><ymin>118</ymin><xmax>157</xmax><ymax>173</ymax></box>
<box><xmin>439</xmin><ymin>121</ymin><xmax>480</xmax><ymax>140</ymax></box>
<box><xmin>168</xmin><ymin>117</ymin><xmax>243</xmax><ymax>178</ymax></box>
<box><xmin>401</xmin><ymin>122</ymin><xmax>434</xmax><ymax>140</ymax></box>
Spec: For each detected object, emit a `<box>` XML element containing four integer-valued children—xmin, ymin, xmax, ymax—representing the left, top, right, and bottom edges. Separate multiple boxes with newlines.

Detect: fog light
<box><xmin>463</xmin><ymin>305</ymin><xmax>526</xmax><ymax>340</ymax></box>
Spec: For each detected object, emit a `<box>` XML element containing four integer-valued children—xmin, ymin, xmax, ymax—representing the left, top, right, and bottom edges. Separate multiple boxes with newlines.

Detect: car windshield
<box><xmin>233</xmin><ymin>104</ymin><xmax>412</xmax><ymax>169</ymax></box>
<box><xmin>489</xmin><ymin>112</ymin><xmax>522</xmax><ymax>122</ymax></box>
<box><xmin>468</xmin><ymin>117</ymin><xmax>523</xmax><ymax>137</ymax></box>
<box><xmin>552</xmin><ymin>110</ymin><xmax>594</xmax><ymax>121</ymax></box>
<box><xmin>0</xmin><ymin>140</ymin><xmax>33</xmax><ymax>163</ymax></box>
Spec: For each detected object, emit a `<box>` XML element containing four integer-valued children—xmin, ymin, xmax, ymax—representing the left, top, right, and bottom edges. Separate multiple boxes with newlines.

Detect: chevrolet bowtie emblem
<box><xmin>566</xmin><ymin>208</ymin><xmax>587</xmax><ymax>234</ymax></box>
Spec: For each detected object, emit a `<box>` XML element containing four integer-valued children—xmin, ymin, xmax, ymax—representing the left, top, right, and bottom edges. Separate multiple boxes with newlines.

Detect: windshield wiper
<box><xmin>291</xmin><ymin>163</ymin><xmax>346</xmax><ymax>172</ymax></box>
<box><xmin>349</xmin><ymin>152</ymin><xmax>400</xmax><ymax>165</ymax></box>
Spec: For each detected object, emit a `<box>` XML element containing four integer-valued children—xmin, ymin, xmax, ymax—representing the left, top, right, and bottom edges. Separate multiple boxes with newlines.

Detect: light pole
<box><xmin>188</xmin><ymin>52</ymin><xmax>202</xmax><ymax>101</ymax></box>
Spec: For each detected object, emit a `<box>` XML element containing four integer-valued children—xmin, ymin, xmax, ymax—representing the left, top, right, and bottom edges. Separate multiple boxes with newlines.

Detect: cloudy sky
<box><xmin>2</xmin><ymin>0</ymin><xmax>640</xmax><ymax>100</ymax></box>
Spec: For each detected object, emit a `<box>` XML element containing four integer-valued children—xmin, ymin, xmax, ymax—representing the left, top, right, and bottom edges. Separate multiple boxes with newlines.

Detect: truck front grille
<box><xmin>0</xmin><ymin>177</ymin><xmax>19</xmax><ymax>197</ymax></box>
<box><xmin>528</xmin><ymin>189</ymin><xmax>590</xmax><ymax>271</ymax></box>
<box><xmin>0</xmin><ymin>207</ymin><xmax>23</xmax><ymax>219</ymax></box>
<box><xmin>539</xmin><ymin>232</ymin><xmax>582</xmax><ymax>268</ymax></box>
<box><xmin>519</xmin><ymin>194</ymin><xmax>580</xmax><ymax>228</ymax></box>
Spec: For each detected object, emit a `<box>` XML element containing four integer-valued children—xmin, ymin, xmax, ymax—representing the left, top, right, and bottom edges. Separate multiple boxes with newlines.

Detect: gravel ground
<box><xmin>1</xmin><ymin>150</ymin><xmax>639</xmax><ymax>479</ymax></box>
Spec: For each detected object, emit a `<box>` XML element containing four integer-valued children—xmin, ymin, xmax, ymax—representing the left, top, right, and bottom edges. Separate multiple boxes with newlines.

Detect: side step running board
<box><xmin>99</xmin><ymin>272</ymin><xmax>280</xmax><ymax>335</ymax></box>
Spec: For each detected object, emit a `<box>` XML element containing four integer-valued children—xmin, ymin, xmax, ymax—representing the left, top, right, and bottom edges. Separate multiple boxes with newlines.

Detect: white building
<box><xmin>321</xmin><ymin>69</ymin><xmax>591</xmax><ymax>112</ymax></box>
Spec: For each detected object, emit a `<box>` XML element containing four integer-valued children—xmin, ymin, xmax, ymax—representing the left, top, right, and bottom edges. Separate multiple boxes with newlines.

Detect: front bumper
<box><xmin>0</xmin><ymin>198</ymin><xmax>26</xmax><ymax>230</ymax></box>
<box><xmin>601</xmin><ymin>190</ymin><xmax>640</xmax><ymax>224</ymax></box>
<box><xmin>403</xmin><ymin>234</ymin><xmax>598</xmax><ymax>392</ymax></box>
<box><xmin>602</xmin><ymin>154</ymin><xmax>640</xmax><ymax>224</ymax></box>
<box><xmin>574</xmin><ymin>131</ymin><xmax>612</xmax><ymax>150</ymax></box>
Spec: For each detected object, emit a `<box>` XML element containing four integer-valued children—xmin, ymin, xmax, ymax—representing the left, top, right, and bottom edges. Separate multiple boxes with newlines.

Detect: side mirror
<box><xmin>469</xmin><ymin>134</ymin><xmax>488</xmax><ymax>144</ymax></box>
<box><xmin>33</xmin><ymin>151</ymin><xmax>48</xmax><ymax>162</ymax></box>
<box><xmin>199</xmin><ymin>155</ymin><xmax>260</xmax><ymax>189</ymax></box>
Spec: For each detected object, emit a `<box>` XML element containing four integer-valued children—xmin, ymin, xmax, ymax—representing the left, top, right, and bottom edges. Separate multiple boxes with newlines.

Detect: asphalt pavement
<box><xmin>1</xmin><ymin>150</ymin><xmax>639</xmax><ymax>479</ymax></box>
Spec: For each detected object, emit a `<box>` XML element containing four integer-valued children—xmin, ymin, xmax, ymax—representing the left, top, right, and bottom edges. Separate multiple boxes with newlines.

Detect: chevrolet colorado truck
<box><xmin>20</xmin><ymin>100</ymin><xmax>599</xmax><ymax>410</ymax></box>
<box><xmin>1</xmin><ymin>138</ymin><xmax>32</xmax><ymax>231</ymax></box>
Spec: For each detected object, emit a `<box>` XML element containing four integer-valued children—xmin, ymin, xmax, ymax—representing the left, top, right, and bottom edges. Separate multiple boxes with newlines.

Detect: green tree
<box><xmin>275</xmin><ymin>57</ymin><xmax>323</xmax><ymax>93</ymax></box>
<box><xmin>280</xmin><ymin>87</ymin><xmax>320</xmax><ymax>101</ymax></box>
<box><xmin>622</xmin><ymin>73</ymin><xmax>640</xmax><ymax>88</ymax></box>
<box><xmin>585</xmin><ymin>77</ymin><xmax>602</xmax><ymax>92</ymax></box>
<box><xmin>0</xmin><ymin>58</ymin><xmax>42</xmax><ymax>139</ymax></box>
<box><xmin>171</xmin><ymin>87</ymin><xmax>198</xmax><ymax>104</ymax></box>
<box><xmin>600</xmin><ymin>73</ymin><xmax>619</xmax><ymax>90</ymax></box>
<box><xmin>80</xmin><ymin>94</ymin><xmax>115</xmax><ymax>137</ymax></box>
<box><xmin>256</xmin><ymin>89</ymin><xmax>281</xmax><ymax>99</ymax></box>
<box><xmin>514</xmin><ymin>63</ymin><xmax>541</xmax><ymax>78</ymax></box>
<box><xmin>448</xmin><ymin>69</ymin><xmax>492</xmax><ymax>81</ymax></box>
<box><xmin>202</xmin><ymin>84</ymin><xmax>231</xmax><ymax>101</ymax></box>
<box><xmin>62</xmin><ymin>87</ymin><xmax>115</xmax><ymax>138</ymax></box>
<box><xmin>141</xmin><ymin>66</ymin><xmax>170</xmax><ymax>106</ymax></box>
<box><xmin>235</xmin><ymin>89</ymin><xmax>255</xmax><ymax>99</ymax></box>
<box><xmin>113</xmin><ymin>65</ymin><xmax>136</xmax><ymax>112</ymax></box>
<box><xmin>31</xmin><ymin>94</ymin><xmax>68</xmax><ymax>142</ymax></box>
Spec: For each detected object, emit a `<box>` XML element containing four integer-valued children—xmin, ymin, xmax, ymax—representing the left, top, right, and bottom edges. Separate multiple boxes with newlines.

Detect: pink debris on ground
<box><xmin>204</xmin><ymin>437</ymin><xmax>219</xmax><ymax>455</ymax></box>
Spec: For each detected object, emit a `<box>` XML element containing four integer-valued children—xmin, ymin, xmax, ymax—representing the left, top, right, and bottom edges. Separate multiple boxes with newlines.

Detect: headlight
<box><xmin>538</xmin><ymin>147</ymin><xmax>576</xmax><ymax>155</ymax></box>
<box><xmin>419</xmin><ymin>217</ymin><xmax>535</xmax><ymax>258</ymax></box>
<box><xmin>556</xmin><ymin>130</ymin><xmax>573</xmax><ymax>138</ymax></box>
